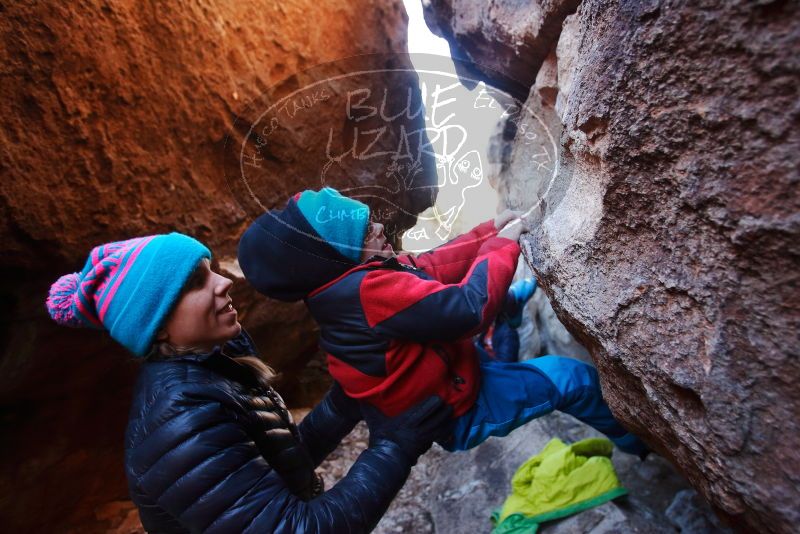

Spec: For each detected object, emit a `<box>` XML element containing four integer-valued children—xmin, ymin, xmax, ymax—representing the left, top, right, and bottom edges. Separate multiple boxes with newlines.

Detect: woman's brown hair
<box><xmin>230</xmin><ymin>354</ymin><xmax>275</xmax><ymax>389</ymax></box>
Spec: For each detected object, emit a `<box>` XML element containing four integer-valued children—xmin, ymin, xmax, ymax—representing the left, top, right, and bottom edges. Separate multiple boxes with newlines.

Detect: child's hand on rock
<box><xmin>497</xmin><ymin>216</ymin><xmax>527</xmax><ymax>242</ymax></box>
<box><xmin>494</xmin><ymin>209</ymin><xmax>524</xmax><ymax>231</ymax></box>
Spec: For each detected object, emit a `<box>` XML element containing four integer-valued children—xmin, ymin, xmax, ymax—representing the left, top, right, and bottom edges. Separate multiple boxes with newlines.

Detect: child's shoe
<box><xmin>503</xmin><ymin>278</ymin><xmax>537</xmax><ymax>328</ymax></box>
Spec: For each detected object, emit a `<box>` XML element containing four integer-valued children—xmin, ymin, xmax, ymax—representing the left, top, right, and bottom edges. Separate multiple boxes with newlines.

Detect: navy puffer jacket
<box><xmin>125</xmin><ymin>331</ymin><xmax>413</xmax><ymax>533</ymax></box>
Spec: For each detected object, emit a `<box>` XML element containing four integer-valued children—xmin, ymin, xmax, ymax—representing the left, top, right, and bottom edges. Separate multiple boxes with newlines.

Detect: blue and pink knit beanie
<box><xmin>238</xmin><ymin>187</ymin><xmax>370</xmax><ymax>301</ymax></box>
<box><xmin>46</xmin><ymin>233</ymin><xmax>211</xmax><ymax>356</ymax></box>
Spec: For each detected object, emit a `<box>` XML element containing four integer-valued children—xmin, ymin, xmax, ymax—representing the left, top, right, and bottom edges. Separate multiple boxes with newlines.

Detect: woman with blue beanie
<box><xmin>46</xmin><ymin>232</ymin><xmax>451</xmax><ymax>533</ymax></box>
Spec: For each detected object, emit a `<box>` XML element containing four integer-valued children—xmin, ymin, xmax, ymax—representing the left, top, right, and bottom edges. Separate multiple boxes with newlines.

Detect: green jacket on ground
<box><xmin>491</xmin><ymin>437</ymin><xmax>628</xmax><ymax>533</ymax></box>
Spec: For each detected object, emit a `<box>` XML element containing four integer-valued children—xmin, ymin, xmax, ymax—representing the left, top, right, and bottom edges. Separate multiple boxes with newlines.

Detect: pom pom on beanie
<box><xmin>46</xmin><ymin>272</ymin><xmax>86</xmax><ymax>328</ymax></box>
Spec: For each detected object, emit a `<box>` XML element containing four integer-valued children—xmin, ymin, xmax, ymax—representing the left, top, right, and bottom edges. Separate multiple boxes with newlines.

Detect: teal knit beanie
<box><xmin>46</xmin><ymin>233</ymin><xmax>211</xmax><ymax>356</ymax></box>
<box><xmin>295</xmin><ymin>187</ymin><xmax>370</xmax><ymax>263</ymax></box>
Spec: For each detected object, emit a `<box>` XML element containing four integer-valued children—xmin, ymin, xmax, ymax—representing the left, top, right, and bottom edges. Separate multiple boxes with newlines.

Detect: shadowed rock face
<box><xmin>0</xmin><ymin>1</ymin><xmax>430</xmax><ymax>531</ymax></box>
<box><xmin>422</xmin><ymin>0</ymin><xmax>581</xmax><ymax>100</ymax></box>
<box><xmin>426</xmin><ymin>0</ymin><xmax>800</xmax><ymax>531</ymax></box>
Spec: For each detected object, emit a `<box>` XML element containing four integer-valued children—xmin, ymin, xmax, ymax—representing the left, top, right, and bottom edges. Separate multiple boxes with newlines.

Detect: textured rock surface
<box><xmin>430</xmin><ymin>0</ymin><xmax>800</xmax><ymax>532</ymax></box>
<box><xmin>666</xmin><ymin>489</ymin><xmax>733</xmax><ymax>534</ymax></box>
<box><xmin>422</xmin><ymin>0</ymin><xmax>580</xmax><ymax>100</ymax></box>
<box><xmin>1</xmin><ymin>1</ymin><xmax>433</xmax><ymax>270</ymax></box>
<box><xmin>317</xmin><ymin>409</ymin><xmax>724</xmax><ymax>534</ymax></box>
<box><xmin>0</xmin><ymin>1</ymin><xmax>423</xmax><ymax>531</ymax></box>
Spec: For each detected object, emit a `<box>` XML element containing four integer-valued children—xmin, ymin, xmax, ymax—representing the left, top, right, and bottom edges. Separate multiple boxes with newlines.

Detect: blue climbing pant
<box><xmin>445</xmin><ymin>354</ymin><xmax>647</xmax><ymax>456</ymax></box>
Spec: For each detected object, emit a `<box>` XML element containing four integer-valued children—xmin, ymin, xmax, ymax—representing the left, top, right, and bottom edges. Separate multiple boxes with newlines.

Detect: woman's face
<box><xmin>159</xmin><ymin>259</ymin><xmax>241</xmax><ymax>351</ymax></box>
<box><xmin>360</xmin><ymin>221</ymin><xmax>395</xmax><ymax>262</ymax></box>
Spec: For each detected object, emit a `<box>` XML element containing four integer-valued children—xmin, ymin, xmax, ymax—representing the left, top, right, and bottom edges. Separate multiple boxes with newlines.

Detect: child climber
<box><xmin>239</xmin><ymin>187</ymin><xmax>647</xmax><ymax>455</ymax></box>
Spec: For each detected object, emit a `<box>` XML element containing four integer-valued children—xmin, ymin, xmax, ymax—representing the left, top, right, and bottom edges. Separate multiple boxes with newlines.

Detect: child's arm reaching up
<box><xmin>400</xmin><ymin>209</ymin><xmax>521</xmax><ymax>284</ymax></box>
<box><xmin>363</xmin><ymin>221</ymin><xmax>524</xmax><ymax>342</ymax></box>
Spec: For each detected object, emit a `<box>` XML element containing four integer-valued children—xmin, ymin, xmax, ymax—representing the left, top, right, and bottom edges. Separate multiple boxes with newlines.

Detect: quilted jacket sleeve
<box><xmin>298</xmin><ymin>390</ymin><xmax>360</xmax><ymax>467</ymax></box>
<box><xmin>126</xmin><ymin>382</ymin><xmax>411</xmax><ymax>534</ymax></box>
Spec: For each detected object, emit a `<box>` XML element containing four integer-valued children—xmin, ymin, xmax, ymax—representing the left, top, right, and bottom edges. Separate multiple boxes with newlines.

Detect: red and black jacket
<box><xmin>305</xmin><ymin>221</ymin><xmax>521</xmax><ymax>417</ymax></box>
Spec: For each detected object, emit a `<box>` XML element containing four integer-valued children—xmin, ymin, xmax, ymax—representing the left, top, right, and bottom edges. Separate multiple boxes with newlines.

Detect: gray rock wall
<box><xmin>425</xmin><ymin>0</ymin><xmax>800</xmax><ymax>531</ymax></box>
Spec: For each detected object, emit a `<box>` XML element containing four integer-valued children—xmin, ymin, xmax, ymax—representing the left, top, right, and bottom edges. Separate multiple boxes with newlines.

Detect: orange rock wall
<box><xmin>1</xmin><ymin>0</ymin><xmax>412</xmax><ymax>268</ymax></box>
<box><xmin>0</xmin><ymin>1</ymin><xmax>417</xmax><ymax>531</ymax></box>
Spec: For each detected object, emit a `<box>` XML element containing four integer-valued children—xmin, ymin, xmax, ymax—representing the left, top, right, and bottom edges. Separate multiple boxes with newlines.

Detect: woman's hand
<box><xmin>361</xmin><ymin>396</ymin><xmax>454</xmax><ymax>462</ymax></box>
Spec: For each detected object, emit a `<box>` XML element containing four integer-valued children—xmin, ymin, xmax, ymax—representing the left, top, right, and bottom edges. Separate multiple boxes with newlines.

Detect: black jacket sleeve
<box><xmin>126</xmin><ymin>383</ymin><xmax>411</xmax><ymax>534</ymax></box>
<box><xmin>298</xmin><ymin>390</ymin><xmax>359</xmax><ymax>467</ymax></box>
